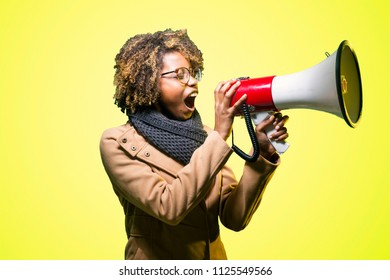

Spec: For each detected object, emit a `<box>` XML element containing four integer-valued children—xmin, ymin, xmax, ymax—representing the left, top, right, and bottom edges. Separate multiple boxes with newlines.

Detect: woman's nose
<box><xmin>187</xmin><ymin>75</ymin><xmax>198</xmax><ymax>86</ymax></box>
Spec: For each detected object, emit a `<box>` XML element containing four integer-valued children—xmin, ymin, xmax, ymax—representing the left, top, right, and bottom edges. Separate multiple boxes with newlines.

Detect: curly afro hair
<box><xmin>113</xmin><ymin>29</ymin><xmax>204</xmax><ymax>114</ymax></box>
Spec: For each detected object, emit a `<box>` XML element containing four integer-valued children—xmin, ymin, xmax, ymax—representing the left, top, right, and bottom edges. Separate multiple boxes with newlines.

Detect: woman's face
<box><xmin>157</xmin><ymin>52</ymin><xmax>199</xmax><ymax>120</ymax></box>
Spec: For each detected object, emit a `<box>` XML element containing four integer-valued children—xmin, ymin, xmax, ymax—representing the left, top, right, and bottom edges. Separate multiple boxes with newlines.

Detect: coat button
<box><xmin>144</xmin><ymin>151</ymin><xmax>150</xmax><ymax>157</ymax></box>
<box><xmin>131</xmin><ymin>146</ymin><xmax>137</xmax><ymax>151</ymax></box>
<box><xmin>121</xmin><ymin>138</ymin><xmax>127</xmax><ymax>143</ymax></box>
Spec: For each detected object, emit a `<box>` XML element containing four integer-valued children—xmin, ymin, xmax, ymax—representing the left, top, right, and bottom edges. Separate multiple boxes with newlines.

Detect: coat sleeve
<box><xmin>99</xmin><ymin>125</ymin><xmax>233</xmax><ymax>226</ymax></box>
<box><xmin>218</xmin><ymin>154</ymin><xmax>280</xmax><ymax>231</ymax></box>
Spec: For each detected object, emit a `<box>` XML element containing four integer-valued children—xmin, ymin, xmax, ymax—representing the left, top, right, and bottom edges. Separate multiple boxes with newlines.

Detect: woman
<box><xmin>100</xmin><ymin>29</ymin><xmax>289</xmax><ymax>259</ymax></box>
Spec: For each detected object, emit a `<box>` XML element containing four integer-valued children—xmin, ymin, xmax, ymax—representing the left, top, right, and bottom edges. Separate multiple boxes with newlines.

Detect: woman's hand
<box><xmin>255</xmin><ymin>112</ymin><xmax>289</xmax><ymax>160</ymax></box>
<box><xmin>212</xmin><ymin>78</ymin><xmax>289</xmax><ymax>161</ymax></box>
<box><xmin>213</xmin><ymin>79</ymin><xmax>247</xmax><ymax>141</ymax></box>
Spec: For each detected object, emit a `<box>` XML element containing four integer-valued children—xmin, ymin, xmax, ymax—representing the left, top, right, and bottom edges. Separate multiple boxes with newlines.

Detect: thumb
<box><xmin>256</xmin><ymin>114</ymin><xmax>275</xmax><ymax>132</ymax></box>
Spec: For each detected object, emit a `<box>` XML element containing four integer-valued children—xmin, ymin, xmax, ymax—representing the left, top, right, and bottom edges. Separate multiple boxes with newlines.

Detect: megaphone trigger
<box><xmin>251</xmin><ymin>111</ymin><xmax>290</xmax><ymax>154</ymax></box>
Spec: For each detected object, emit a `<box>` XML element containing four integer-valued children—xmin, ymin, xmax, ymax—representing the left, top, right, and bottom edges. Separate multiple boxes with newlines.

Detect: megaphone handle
<box><xmin>251</xmin><ymin>111</ymin><xmax>290</xmax><ymax>154</ymax></box>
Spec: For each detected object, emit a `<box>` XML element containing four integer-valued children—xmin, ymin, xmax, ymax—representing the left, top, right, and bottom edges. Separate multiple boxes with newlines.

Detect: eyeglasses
<box><xmin>161</xmin><ymin>67</ymin><xmax>202</xmax><ymax>84</ymax></box>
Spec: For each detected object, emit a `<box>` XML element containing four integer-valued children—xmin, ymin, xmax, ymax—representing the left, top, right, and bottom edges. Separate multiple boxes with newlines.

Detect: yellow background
<box><xmin>1</xmin><ymin>0</ymin><xmax>389</xmax><ymax>259</ymax></box>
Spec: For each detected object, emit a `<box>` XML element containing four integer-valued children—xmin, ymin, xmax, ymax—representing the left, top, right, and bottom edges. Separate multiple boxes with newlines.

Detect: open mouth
<box><xmin>184</xmin><ymin>92</ymin><xmax>197</xmax><ymax>109</ymax></box>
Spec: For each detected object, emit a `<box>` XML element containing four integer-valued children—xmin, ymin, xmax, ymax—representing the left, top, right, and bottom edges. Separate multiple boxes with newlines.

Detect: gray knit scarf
<box><xmin>128</xmin><ymin>109</ymin><xmax>208</xmax><ymax>165</ymax></box>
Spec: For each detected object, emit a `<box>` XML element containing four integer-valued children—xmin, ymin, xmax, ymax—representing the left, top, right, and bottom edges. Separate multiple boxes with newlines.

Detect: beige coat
<box><xmin>100</xmin><ymin>122</ymin><xmax>279</xmax><ymax>260</ymax></box>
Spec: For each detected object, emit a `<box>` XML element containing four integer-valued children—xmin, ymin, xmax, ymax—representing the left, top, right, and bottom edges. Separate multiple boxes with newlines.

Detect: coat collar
<box><xmin>117</xmin><ymin>124</ymin><xmax>185</xmax><ymax>177</ymax></box>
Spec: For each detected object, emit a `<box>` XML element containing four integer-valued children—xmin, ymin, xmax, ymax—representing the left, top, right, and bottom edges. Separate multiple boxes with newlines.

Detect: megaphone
<box><xmin>231</xmin><ymin>40</ymin><xmax>363</xmax><ymax>161</ymax></box>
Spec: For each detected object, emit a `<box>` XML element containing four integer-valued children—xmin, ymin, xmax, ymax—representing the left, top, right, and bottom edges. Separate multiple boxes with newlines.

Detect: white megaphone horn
<box><xmin>231</xmin><ymin>40</ymin><xmax>363</xmax><ymax>161</ymax></box>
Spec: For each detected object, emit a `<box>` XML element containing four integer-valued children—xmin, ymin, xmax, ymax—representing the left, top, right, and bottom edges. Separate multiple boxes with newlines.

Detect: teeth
<box><xmin>189</xmin><ymin>92</ymin><xmax>198</xmax><ymax>98</ymax></box>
